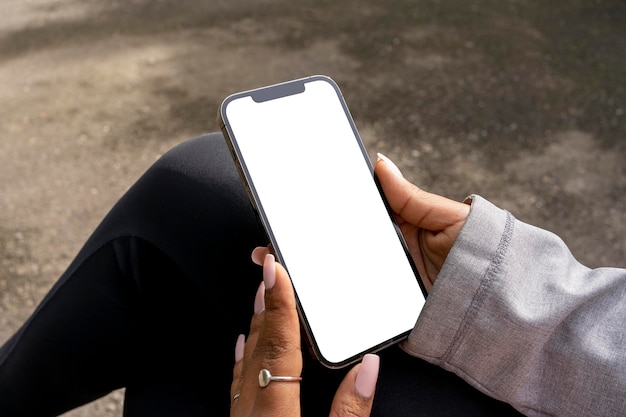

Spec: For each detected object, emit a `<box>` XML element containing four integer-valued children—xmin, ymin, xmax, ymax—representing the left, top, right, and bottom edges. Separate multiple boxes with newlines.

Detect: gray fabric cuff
<box><xmin>402</xmin><ymin>194</ymin><xmax>512</xmax><ymax>362</ymax></box>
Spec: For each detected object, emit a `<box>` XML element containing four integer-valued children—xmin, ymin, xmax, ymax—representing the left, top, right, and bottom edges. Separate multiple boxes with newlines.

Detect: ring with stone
<box><xmin>258</xmin><ymin>368</ymin><xmax>302</xmax><ymax>388</ymax></box>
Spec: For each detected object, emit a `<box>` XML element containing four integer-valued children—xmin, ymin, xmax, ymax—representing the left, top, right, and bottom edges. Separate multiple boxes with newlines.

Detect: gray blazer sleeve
<box><xmin>402</xmin><ymin>195</ymin><xmax>626</xmax><ymax>417</ymax></box>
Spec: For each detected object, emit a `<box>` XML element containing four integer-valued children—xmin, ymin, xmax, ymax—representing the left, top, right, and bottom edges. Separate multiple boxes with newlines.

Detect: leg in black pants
<box><xmin>0</xmin><ymin>133</ymin><xmax>521</xmax><ymax>416</ymax></box>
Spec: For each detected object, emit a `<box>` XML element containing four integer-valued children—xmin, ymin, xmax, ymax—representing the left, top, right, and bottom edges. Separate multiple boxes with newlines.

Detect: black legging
<box><xmin>0</xmin><ymin>133</ymin><xmax>521</xmax><ymax>417</ymax></box>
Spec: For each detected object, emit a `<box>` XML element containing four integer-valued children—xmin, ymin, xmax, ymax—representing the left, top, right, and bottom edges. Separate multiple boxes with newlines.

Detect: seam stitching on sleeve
<box><xmin>441</xmin><ymin>210</ymin><xmax>515</xmax><ymax>363</ymax></box>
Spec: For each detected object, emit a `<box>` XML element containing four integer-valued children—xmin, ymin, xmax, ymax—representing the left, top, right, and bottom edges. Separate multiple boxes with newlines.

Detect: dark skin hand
<box><xmin>231</xmin><ymin>253</ymin><xmax>380</xmax><ymax>417</ymax></box>
<box><xmin>374</xmin><ymin>153</ymin><xmax>470</xmax><ymax>291</ymax></box>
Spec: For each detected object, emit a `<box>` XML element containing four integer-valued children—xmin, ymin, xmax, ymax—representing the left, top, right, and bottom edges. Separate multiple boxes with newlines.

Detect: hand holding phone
<box><xmin>218</xmin><ymin>75</ymin><xmax>427</xmax><ymax>368</ymax></box>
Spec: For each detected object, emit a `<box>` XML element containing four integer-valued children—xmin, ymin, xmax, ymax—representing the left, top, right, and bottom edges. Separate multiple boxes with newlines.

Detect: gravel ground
<box><xmin>1</xmin><ymin>1</ymin><xmax>625</xmax><ymax>415</ymax></box>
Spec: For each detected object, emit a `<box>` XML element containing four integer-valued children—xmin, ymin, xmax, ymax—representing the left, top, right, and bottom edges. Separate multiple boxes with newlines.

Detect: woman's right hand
<box><xmin>374</xmin><ymin>154</ymin><xmax>470</xmax><ymax>291</ymax></box>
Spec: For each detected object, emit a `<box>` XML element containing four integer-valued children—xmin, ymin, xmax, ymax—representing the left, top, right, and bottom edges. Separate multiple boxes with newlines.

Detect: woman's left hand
<box><xmin>230</xmin><ymin>251</ymin><xmax>379</xmax><ymax>416</ymax></box>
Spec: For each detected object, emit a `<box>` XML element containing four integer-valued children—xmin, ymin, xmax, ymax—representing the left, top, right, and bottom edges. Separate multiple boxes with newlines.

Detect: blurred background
<box><xmin>1</xmin><ymin>0</ymin><xmax>624</xmax><ymax>415</ymax></box>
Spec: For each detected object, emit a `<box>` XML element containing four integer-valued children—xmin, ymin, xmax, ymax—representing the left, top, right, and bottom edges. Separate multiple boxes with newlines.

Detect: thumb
<box><xmin>375</xmin><ymin>153</ymin><xmax>468</xmax><ymax>232</ymax></box>
<box><xmin>329</xmin><ymin>354</ymin><xmax>379</xmax><ymax>417</ymax></box>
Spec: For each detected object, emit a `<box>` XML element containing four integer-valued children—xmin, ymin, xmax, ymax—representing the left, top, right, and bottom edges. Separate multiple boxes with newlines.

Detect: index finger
<box><xmin>257</xmin><ymin>254</ymin><xmax>301</xmax><ymax>368</ymax></box>
<box><xmin>251</xmin><ymin>254</ymin><xmax>303</xmax><ymax>411</ymax></box>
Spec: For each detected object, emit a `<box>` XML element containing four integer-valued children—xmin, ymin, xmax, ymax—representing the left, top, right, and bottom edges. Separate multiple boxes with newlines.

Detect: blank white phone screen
<box><xmin>223</xmin><ymin>77</ymin><xmax>425</xmax><ymax>367</ymax></box>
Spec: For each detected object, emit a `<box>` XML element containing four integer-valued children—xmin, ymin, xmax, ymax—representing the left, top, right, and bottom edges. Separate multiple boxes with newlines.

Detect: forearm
<box><xmin>403</xmin><ymin>195</ymin><xmax>626</xmax><ymax>417</ymax></box>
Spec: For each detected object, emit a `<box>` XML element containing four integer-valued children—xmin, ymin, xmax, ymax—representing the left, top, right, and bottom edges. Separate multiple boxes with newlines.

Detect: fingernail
<box><xmin>235</xmin><ymin>334</ymin><xmax>245</xmax><ymax>362</ymax></box>
<box><xmin>251</xmin><ymin>247</ymin><xmax>265</xmax><ymax>266</ymax></box>
<box><xmin>254</xmin><ymin>281</ymin><xmax>265</xmax><ymax>314</ymax></box>
<box><xmin>377</xmin><ymin>153</ymin><xmax>404</xmax><ymax>178</ymax></box>
<box><xmin>263</xmin><ymin>254</ymin><xmax>276</xmax><ymax>289</ymax></box>
<box><xmin>355</xmin><ymin>354</ymin><xmax>380</xmax><ymax>399</ymax></box>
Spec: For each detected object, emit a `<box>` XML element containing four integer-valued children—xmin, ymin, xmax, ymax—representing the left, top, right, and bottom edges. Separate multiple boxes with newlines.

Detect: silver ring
<box><xmin>258</xmin><ymin>368</ymin><xmax>302</xmax><ymax>388</ymax></box>
<box><xmin>232</xmin><ymin>391</ymin><xmax>240</xmax><ymax>404</ymax></box>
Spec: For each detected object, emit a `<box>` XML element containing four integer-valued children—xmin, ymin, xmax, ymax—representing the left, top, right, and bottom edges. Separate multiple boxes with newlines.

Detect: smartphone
<box><xmin>218</xmin><ymin>75</ymin><xmax>427</xmax><ymax>369</ymax></box>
